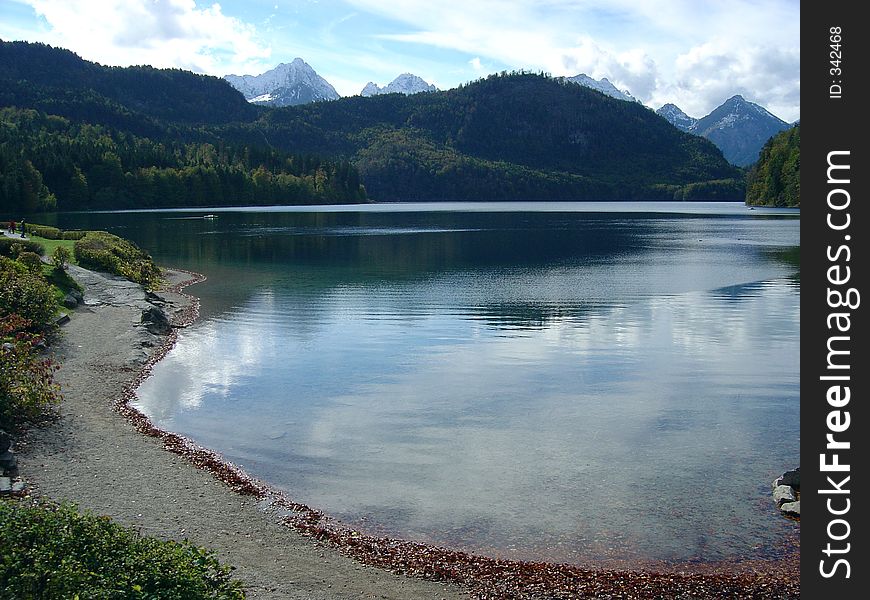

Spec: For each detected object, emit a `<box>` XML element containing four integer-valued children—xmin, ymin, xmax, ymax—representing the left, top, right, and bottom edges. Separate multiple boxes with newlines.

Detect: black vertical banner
<box><xmin>802</xmin><ymin>2</ymin><xmax>868</xmax><ymax>597</ymax></box>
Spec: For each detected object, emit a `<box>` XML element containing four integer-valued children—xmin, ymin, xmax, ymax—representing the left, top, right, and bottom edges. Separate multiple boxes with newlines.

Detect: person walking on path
<box><xmin>19</xmin><ymin>219</ymin><xmax>26</xmax><ymax>238</ymax></box>
<box><xmin>8</xmin><ymin>220</ymin><xmax>15</xmax><ymax>234</ymax></box>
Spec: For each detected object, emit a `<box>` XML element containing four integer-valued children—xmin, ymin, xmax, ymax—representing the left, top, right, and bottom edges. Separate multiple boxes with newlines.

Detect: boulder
<box><xmin>141</xmin><ymin>306</ymin><xmax>171</xmax><ymax>335</ymax></box>
<box><xmin>780</xmin><ymin>500</ymin><xmax>800</xmax><ymax>518</ymax></box>
<box><xmin>63</xmin><ymin>293</ymin><xmax>79</xmax><ymax>308</ymax></box>
<box><xmin>0</xmin><ymin>450</ymin><xmax>17</xmax><ymax>475</ymax></box>
<box><xmin>145</xmin><ymin>291</ymin><xmax>167</xmax><ymax>305</ymax></box>
<box><xmin>773</xmin><ymin>484</ymin><xmax>796</xmax><ymax>507</ymax></box>
<box><xmin>54</xmin><ymin>313</ymin><xmax>71</xmax><ymax>326</ymax></box>
<box><xmin>0</xmin><ymin>430</ymin><xmax>12</xmax><ymax>453</ymax></box>
<box><xmin>773</xmin><ymin>467</ymin><xmax>800</xmax><ymax>490</ymax></box>
<box><xmin>70</xmin><ymin>289</ymin><xmax>84</xmax><ymax>304</ymax></box>
<box><xmin>0</xmin><ymin>476</ymin><xmax>11</xmax><ymax>493</ymax></box>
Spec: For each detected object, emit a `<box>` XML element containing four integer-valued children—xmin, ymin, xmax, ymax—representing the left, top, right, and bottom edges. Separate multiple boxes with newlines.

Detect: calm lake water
<box><xmin>50</xmin><ymin>202</ymin><xmax>800</xmax><ymax>565</ymax></box>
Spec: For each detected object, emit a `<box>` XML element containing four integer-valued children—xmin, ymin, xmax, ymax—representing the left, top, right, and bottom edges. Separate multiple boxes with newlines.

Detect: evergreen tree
<box><xmin>746</xmin><ymin>124</ymin><xmax>799</xmax><ymax>207</ymax></box>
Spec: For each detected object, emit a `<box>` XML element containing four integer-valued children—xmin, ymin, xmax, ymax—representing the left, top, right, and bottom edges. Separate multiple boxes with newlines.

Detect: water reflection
<box><xmin>56</xmin><ymin>206</ymin><xmax>799</xmax><ymax>564</ymax></box>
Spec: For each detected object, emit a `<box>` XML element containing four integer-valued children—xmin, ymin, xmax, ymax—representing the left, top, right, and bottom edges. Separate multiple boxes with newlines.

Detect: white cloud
<box><xmin>22</xmin><ymin>0</ymin><xmax>271</xmax><ymax>75</ymax></box>
<box><xmin>654</xmin><ymin>39</ymin><xmax>800</xmax><ymax>120</ymax></box>
<box><xmin>7</xmin><ymin>0</ymin><xmax>799</xmax><ymax>120</ymax></box>
<box><xmin>345</xmin><ymin>0</ymin><xmax>800</xmax><ymax>120</ymax></box>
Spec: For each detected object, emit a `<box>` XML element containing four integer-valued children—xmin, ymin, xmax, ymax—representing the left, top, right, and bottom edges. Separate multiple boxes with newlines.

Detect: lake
<box><xmin>50</xmin><ymin>202</ymin><xmax>800</xmax><ymax>566</ymax></box>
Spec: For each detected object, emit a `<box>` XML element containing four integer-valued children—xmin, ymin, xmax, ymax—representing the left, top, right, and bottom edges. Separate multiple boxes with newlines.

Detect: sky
<box><xmin>0</xmin><ymin>0</ymin><xmax>800</xmax><ymax>121</ymax></box>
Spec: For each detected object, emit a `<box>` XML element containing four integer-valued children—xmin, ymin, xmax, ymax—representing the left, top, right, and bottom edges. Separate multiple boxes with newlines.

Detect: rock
<box><xmin>1</xmin><ymin>342</ymin><xmax>14</xmax><ymax>352</ymax></box>
<box><xmin>0</xmin><ymin>450</ymin><xmax>17</xmax><ymax>475</ymax></box>
<box><xmin>11</xmin><ymin>481</ymin><xmax>26</xmax><ymax>493</ymax></box>
<box><xmin>780</xmin><ymin>500</ymin><xmax>800</xmax><ymax>517</ymax></box>
<box><xmin>0</xmin><ymin>476</ymin><xmax>11</xmax><ymax>493</ymax></box>
<box><xmin>773</xmin><ymin>467</ymin><xmax>800</xmax><ymax>490</ymax></box>
<box><xmin>146</xmin><ymin>290</ymin><xmax>167</xmax><ymax>305</ymax></box>
<box><xmin>0</xmin><ymin>430</ymin><xmax>12</xmax><ymax>453</ymax></box>
<box><xmin>773</xmin><ymin>484</ymin><xmax>796</xmax><ymax>507</ymax></box>
<box><xmin>141</xmin><ymin>306</ymin><xmax>171</xmax><ymax>335</ymax></box>
<box><xmin>63</xmin><ymin>293</ymin><xmax>79</xmax><ymax>308</ymax></box>
<box><xmin>55</xmin><ymin>313</ymin><xmax>71</xmax><ymax>326</ymax></box>
<box><xmin>70</xmin><ymin>289</ymin><xmax>84</xmax><ymax>304</ymax></box>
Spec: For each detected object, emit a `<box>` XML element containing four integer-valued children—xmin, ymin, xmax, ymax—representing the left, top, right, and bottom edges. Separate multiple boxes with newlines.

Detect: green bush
<box><xmin>74</xmin><ymin>231</ymin><xmax>161</xmax><ymax>288</ymax></box>
<box><xmin>26</xmin><ymin>224</ymin><xmax>63</xmax><ymax>239</ymax></box>
<box><xmin>61</xmin><ymin>229</ymin><xmax>88</xmax><ymax>240</ymax></box>
<box><xmin>17</xmin><ymin>251</ymin><xmax>43</xmax><ymax>274</ymax></box>
<box><xmin>0</xmin><ymin>237</ymin><xmax>44</xmax><ymax>258</ymax></box>
<box><xmin>0</xmin><ymin>500</ymin><xmax>246</xmax><ymax>599</ymax></box>
<box><xmin>0</xmin><ymin>315</ymin><xmax>60</xmax><ymax>430</ymax></box>
<box><xmin>50</xmin><ymin>246</ymin><xmax>72</xmax><ymax>271</ymax></box>
<box><xmin>0</xmin><ymin>268</ymin><xmax>57</xmax><ymax>327</ymax></box>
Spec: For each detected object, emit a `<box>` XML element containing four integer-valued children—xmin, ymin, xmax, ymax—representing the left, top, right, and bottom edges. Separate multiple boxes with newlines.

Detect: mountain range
<box><xmin>2</xmin><ymin>40</ymin><xmax>745</xmax><ymax>212</ymax></box>
<box><xmin>225</xmin><ymin>59</ymin><xmax>790</xmax><ymax>167</ymax></box>
<box><xmin>656</xmin><ymin>96</ymin><xmax>791</xmax><ymax>166</ymax></box>
<box><xmin>360</xmin><ymin>74</ymin><xmax>438</xmax><ymax>97</ymax></box>
<box><xmin>565</xmin><ymin>74</ymin><xmax>639</xmax><ymax>103</ymax></box>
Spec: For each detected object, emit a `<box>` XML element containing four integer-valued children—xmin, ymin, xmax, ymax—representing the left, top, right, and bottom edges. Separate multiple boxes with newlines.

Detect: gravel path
<box><xmin>18</xmin><ymin>265</ymin><xmax>467</xmax><ymax>600</ymax></box>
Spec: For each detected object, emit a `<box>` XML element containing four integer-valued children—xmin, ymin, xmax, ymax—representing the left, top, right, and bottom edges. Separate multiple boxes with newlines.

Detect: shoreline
<box><xmin>24</xmin><ymin>264</ymin><xmax>799</xmax><ymax>599</ymax></box>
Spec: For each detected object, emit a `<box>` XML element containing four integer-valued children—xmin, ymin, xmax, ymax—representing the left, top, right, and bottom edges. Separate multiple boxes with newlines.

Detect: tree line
<box><xmin>0</xmin><ymin>108</ymin><xmax>366</xmax><ymax>214</ymax></box>
<box><xmin>745</xmin><ymin>124</ymin><xmax>799</xmax><ymax>207</ymax></box>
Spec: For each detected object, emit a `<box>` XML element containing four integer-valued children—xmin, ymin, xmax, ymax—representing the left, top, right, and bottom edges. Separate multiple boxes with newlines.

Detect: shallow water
<box><xmin>52</xmin><ymin>203</ymin><xmax>800</xmax><ymax>564</ymax></box>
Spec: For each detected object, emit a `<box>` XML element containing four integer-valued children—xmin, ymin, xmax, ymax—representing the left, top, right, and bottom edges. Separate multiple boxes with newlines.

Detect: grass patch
<box><xmin>28</xmin><ymin>235</ymin><xmax>78</xmax><ymax>265</ymax></box>
<box><xmin>0</xmin><ymin>499</ymin><xmax>246</xmax><ymax>599</ymax></box>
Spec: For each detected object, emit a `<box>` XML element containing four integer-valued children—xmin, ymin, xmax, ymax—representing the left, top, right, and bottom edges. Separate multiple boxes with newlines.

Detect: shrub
<box><xmin>0</xmin><ymin>237</ymin><xmax>44</xmax><ymax>258</ymax></box>
<box><xmin>17</xmin><ymin>251</ymin><xmax>44</xmax><ymax>274</ymax></box>
<box><xmin>0</xmin><ymin>255</ymin><xmax>25</xmax><ymax>275</ymax></box>
<box><xmin>0</xmin><ymin>315</ymin><xmax>60</xmax><ymax>430</ymax></box>
<box><xmin>74</xmin><ymin>231</ymin><xmax>162</xmax><ymax>288</ymax></box>
<box><xmin>61</xmin><ymin>229</ymin><xmax>88</xmax><ymax>240</ymax></box>
<box><xmin>51</xmin><ymin>246</ymin><xmax>72</xmax><ymax>271</ymax></box>
<box><xmin>26</xmin><ymin>224</ymin><xmax>63</xmax><ymax>239</ymax></box>
<box><xmin>0</xmin><ymin>500</ymin><xmax>246</xmax><ymax>599</ymax></box>
<box><xmin>0</xmin><ymin>268</ymin><xmax>57</xmax><ymax>327</ymax></box>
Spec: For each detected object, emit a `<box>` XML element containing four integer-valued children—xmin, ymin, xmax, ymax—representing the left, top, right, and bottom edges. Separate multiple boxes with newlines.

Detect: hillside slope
<box><xmin>2</xmin><ymin>43</ymin><xmax>744</xmax><ymax>206</ymax></box>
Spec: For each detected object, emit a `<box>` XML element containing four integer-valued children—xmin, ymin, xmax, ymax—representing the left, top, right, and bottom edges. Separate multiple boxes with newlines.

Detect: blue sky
<box><xmin>0</xmin><ymin>0</ymin><xmax>800</xmax><ymax>121</ymax></box>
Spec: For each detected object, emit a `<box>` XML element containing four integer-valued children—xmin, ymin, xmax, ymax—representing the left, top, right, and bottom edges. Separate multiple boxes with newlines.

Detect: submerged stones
<box><xmin>772</xmin><ymin>467</ymin><xmax>799</xmax><ymax>519</ymax></box>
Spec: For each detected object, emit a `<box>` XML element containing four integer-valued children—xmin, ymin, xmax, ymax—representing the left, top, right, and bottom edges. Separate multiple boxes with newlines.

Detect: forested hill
<box><xmin>745</xmin><ymin>124</ymin><xmax>799</xmax><ymax>207</ymax></box>
<box><xmin>0</xmin><ymin>107</ymin><xmax>366</xmax><ymax>213</ymax></box>
<box><xmin>0</xmin><ymin>40</ymin><xmax>257</xmax><ymax>127</ymax></box>
<box><xmin>0</xmin><ymin>41</ymin><xmax>365</xmax><ymax>213</ymax></box>
<box><xmin>246</xmin><ymin>73</ymin><xmax>743</xmax><ymax>201</ymax></box>
<box><xmin>2</xmin><ymin>40</ymin><xmax>744</xmax><ymax>211</ymax></box>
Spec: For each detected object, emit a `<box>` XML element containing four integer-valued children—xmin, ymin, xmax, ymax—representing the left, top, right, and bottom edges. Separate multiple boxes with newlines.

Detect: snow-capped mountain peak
<box><xmin>224</xmin><ymin>59</ymin><xmax>340</xmax><ymax>107</ymax></box>
<box><xmin>689</xmin><ymin>95</ymin><xmax>790</xmax><ymax>166</ymax></box>
<box><xmin>655</xmin><ymin>103</ymin><xmax>697</xmax><ymax>132</ymax></box>
<box><xmin>360</xmin><ymin>82</ymin><xmax>381</xmax><ymax>97</ymax></box>
<box><xmin>360</xmin><ymin>73</ymin><xmax>437</xmax><ymax>97</ymax></box>
<box><xmin>565</xmin><ymin>73</ymin><xmax>639</xmax><ymax>103</ymax></box>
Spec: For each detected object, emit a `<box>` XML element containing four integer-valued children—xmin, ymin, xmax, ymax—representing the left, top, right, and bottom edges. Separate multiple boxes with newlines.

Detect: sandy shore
<box><xmin>17</xmin><ymin>264</ymin><xmax>799</xmax><ymax>599</ymax></box>
<box><xmin>18</xmin><ymin>265</ymin><xmax>467</xmax><ymax>600</ymax></box>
